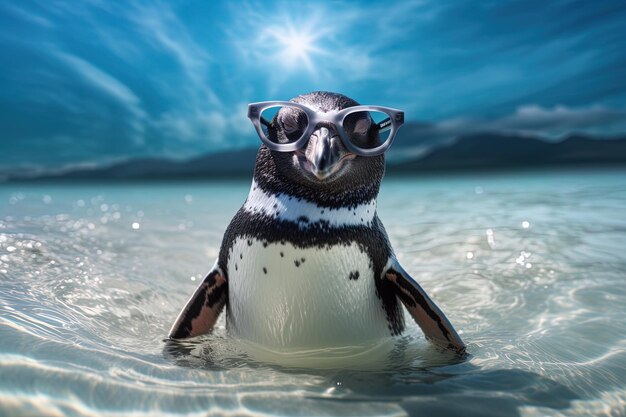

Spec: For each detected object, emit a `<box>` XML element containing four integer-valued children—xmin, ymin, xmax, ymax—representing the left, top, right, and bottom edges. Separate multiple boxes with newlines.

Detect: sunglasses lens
<box><xmin>343</xmin><ymin>110</ymin><xmax>392</xmax><ymax>150</ymax></box>
<box><xmin>260</xmin><ymin>105</ymin><xmax>308</xmax><ymax>144</ymax></box>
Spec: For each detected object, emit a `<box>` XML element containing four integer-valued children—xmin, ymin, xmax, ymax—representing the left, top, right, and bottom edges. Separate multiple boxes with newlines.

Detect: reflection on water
<box><xmin>1</xmin><ymin>170</ymin><xmax>626</xmax><ymax>416</ymax></box>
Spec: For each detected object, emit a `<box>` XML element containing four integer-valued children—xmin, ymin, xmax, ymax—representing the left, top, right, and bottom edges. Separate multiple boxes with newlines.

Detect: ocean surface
<box><xmin>1</xmin><ymin>169</ymin><xmax>625</xmax><ymax>417</ymax></box>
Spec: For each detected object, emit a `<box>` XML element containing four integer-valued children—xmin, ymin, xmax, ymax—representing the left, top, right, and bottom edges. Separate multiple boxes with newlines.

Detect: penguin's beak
<box><xmin>302</xmin><ymin>126</ymin><xmax>355</xmax><ymax>181</ymax></box>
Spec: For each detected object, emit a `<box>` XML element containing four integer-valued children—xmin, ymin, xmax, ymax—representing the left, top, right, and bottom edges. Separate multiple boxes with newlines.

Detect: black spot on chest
<box><xmin>218</xmin><ymin>201</ymin><xmax>405</xmax><ymax>337</ymax></box>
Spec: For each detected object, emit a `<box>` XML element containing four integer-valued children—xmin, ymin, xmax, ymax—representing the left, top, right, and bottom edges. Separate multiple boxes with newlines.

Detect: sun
<box><xmin>263</xmin><ymin>22</ymin><xmax>326</xmax><ymax>73</ymax></box>
<box><xmin>278</xmin><ymin>29</ymin><xmax>315</xmax><ymax>61</ymax></box>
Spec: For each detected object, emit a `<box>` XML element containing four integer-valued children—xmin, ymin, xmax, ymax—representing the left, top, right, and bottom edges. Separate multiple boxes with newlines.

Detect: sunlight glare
<box><xmin>281</xmin><ymin>30</ymin><xmax>314</xmax><ymax>60</ymax></box>
<box><xmin>264</xmin><ymin>22</ymin><xmax>326</xmax><ymax>73</ymax></box>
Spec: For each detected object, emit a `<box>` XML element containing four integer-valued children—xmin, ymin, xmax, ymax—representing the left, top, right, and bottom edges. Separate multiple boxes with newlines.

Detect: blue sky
<box><xmin>1</xmin><ymin>0</ymin><xmax>626</xmax><ymax>170</ymax></box>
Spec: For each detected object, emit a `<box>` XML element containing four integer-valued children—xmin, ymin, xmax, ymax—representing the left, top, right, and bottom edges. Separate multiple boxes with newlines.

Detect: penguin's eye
<box><xmin>353</xmin><ymin>117</ymin><xmax>372</xmax><ymax>136</ymax></box>
<box><xmin>344</xmin><ymin>111</ymin><xmax>389</xmax><ymax>150</ymax></box>
<box><xmin>281</xmin><ymin>113</ymin><xmax>300</xmax><ymax>134</ymax></box>
<box><xmin>260</xmin><ymin>105</ymin><xmax>308</xmax><ymax>144</ymax></box>
<box><xmin>278</xmin><ymin>108</ymin><xmax>307</xmax><ymax>142</ymax></box>
<box><xmin>344</xmin><ymin>112</ymin><xmax>371</xmax><ymax>136</ymax></box>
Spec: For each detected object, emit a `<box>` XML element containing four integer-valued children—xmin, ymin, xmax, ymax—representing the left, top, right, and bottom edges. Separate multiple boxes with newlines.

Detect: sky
<box><xmin>1</xmin><ymin>0</ymin><xmax>626</xmax><ymax>171</ymax></box>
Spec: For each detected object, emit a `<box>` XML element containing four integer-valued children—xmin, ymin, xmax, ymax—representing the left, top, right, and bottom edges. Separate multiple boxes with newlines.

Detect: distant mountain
<box><xmin>390</xmin><ymin>133</ymin><xmax>626</xmax><ymax>172</ymax></box>
<box><xmin>4</xmin><ymin>148</ymin><xmax>258</xmax><ymax>181</ymax></box>
<box><xmin>3</xmin><ymin>132</ymin><xmax>626</xmax><ymax>182</ymax></box>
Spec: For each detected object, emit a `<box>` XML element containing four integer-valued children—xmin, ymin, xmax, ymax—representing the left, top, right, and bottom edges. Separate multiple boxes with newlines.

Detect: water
<box><xmin>1</xmin><ymin>169</ymin><xmax>625</xmax><ymax>416</ymax></box>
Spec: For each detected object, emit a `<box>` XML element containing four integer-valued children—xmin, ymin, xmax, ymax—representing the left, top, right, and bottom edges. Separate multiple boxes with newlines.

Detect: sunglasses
<box><xmin>248</xmin><ymin>101</ymin><xmax>404</xmax><ymax>157</ymax></box>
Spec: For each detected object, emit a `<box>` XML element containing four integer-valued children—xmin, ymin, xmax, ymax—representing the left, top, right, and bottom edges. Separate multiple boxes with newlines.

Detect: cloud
<box><xmin>388</xmin><ymin>104</ymin><xmax>626</xmax><ymax>160</ymax></box>
<box><xmin>151</xmin><ymin>102</ymin><xmax>254</xmax><ymax>153</ymax></box>
<box><xmin>1</xmin><ymin>4</ymin><xmax>54</xmax><ymax>28</ymax></box>
<box><xmin>54</xmin><ymin>52</ymin><xmax>147</xmax><ymax>145</ymax></box>
<box><xmin>480</xmin><ymin>105</ymin><xmax>626</xmax><ymax>137</ymax></box>
<box><xmin>364</xmin><ymin>0</ymin><xmax>626</xmax><ymax>119</ymax></box>
<box><xmin>2</xmin><ymin>0</ymin><xmax>626</xmax><ymax>172</ymax></box>
<box><xmin>129</xmin><ymin>2</ymin><xmax>220</xmax><ymax>107</ymax></box>
<box><xmin>226</xmin><ymin>1</ymin><xmax>432</xmax><ymax>94</ymax></box>
<box><xmin>498</xmin><ymin>105</ymin><xmax>626</xmax><ymax>133</ymax></box>
<box><xmin>56</xmin><ymin>53</ymin><xmax>139</xmax><ymax>106</ymax></box>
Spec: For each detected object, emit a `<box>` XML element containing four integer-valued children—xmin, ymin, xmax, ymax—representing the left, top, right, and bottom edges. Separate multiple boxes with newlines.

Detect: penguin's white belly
<box><xmin>226</xmin><ymin>237</ymin><xmax>392</xmax><ymax>349</ymax></box>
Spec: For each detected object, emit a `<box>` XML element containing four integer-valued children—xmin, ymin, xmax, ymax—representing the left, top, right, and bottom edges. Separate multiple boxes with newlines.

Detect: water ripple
<box><xmin>1</xmin><ymin>171</ymin><xmax>626</xmax><ymax>416</ymax></box>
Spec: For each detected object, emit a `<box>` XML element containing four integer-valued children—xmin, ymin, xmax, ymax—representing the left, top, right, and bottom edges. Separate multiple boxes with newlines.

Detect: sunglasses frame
<box><xmin>247</xmin><ymin>101</ymin><xmax>404</xmax><ymax>157</ymax></box>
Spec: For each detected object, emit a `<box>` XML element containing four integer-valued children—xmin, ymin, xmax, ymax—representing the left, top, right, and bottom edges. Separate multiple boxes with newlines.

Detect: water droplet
<box><xmin>42</xmin><ymin>195</ymin><xmax>52</xmax><ymax>204</ymax></box>
<box><xmin>184</xmin><ymin>195</ymin><xmax>193</xmax><ymax>204</ymax></box>
<box><xmin>132</xmin><ymin>222</ymin><xmax>140</xmax><ymax>230</ymax></box>
<box><xmin>77</xmin><ymin>200</ymin><xmax>85</xmax><ymax>207</ymax></box>
<box><xmin>6</xmin><ymin>246</ymin><xmax>16</xmax><ymax>252</ymax></box>
<box><xmin>525</xmin><ymin>263</ymin><xmax>532</xmax><ymax>269</ymax></box>
<box><xmin>474</xmin><ymin>186</ymin><xmax>483</xmax><ymax>194</ymax></box>
<box><xmin>522</xmin><ymin>220</ymin><xmax>530</xmax><ymax>229</ymax></box>
<box><xmin>466</xmin><ymin>251</ymin><xmax>474</xmax><ymax>260</ymax></box>
<box><xmin>100</xmin><ymin>203</ymin><xmax>109</xmax><ymax>212</ymax></box>
<box><xmin>486</xmin><ymin>228</ymin><xmax>495</xmax><ymax>247</ymax></box>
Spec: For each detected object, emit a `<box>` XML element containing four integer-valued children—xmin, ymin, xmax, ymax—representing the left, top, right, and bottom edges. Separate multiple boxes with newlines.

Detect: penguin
<box><xmin>168</xmin><ymin>91</ymin><xmax>466</xmax><ymax>355</ymax></box>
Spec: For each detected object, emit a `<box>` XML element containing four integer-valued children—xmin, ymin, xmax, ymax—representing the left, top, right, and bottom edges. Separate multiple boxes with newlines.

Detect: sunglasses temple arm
<box><xmin>260</xmin><ymin>117</ymin><xmax>271</xmax><ymax>128</ymax></box>
<box><xmin>377</xmin><ymin>117</ymin><xmax>392</xmax><ymax>133</ymax></box>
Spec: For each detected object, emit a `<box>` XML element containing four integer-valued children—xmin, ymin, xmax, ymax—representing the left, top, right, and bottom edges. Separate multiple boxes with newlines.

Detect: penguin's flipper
<box><xmin>385</xmin><ymin>261</ymin><xmax>466</xmax><ymax>355</ymax></box>
<box><xmin>168</xmin><ymin>262</ymin><xmax>228</xmax><ymax>340</ymax></box>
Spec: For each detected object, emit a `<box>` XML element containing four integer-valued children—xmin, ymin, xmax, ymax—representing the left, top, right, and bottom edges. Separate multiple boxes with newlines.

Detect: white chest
<box><xmin>226</xmin><ymin>237</ymin><xmax>392</xmax><ymax>349</ymax></box>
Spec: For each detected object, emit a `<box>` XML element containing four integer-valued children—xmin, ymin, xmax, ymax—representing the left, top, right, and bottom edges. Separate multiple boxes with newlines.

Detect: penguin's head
<box><xmin>255</xmin><ymin>91</ymin><xmax>386</xmax><ymax>197</ymax></box>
